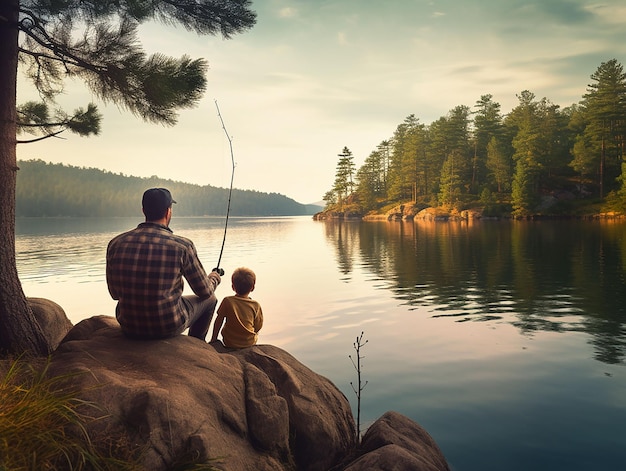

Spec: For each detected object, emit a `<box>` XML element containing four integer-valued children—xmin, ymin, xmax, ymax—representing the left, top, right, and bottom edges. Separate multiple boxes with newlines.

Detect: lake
<box><xmin>15</xmin><ymin>216</ymin><xmax>626</xmax><ymax>471</ymax></box>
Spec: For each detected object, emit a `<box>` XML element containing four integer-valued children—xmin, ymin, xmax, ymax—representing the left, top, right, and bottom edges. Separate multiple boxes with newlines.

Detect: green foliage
<box><xmin>486</xmin><ymin>136</ymin><xmax>511</xmax><ymax>193</ymax></box>
<box><xmin>0</xmin><ymin>357</ymin><xmax>222</xmax><ymax>470</ymax></box>
<box><xmin>482</xmin><ymin>203</ymin><xmax>512</xmax><ymax>218</ymax></box>
<box><xmin>16</xmin><ymin>102</ymin><xmax>101</xmax><ymax>142</ymax></box>
<box><xmin>473</xmin><ymin>95</ymin><xmax>504</xmax><ymax>192</ymax></box>
<box><xmin>438</xmin><ymin>150</ymin><xmax>466</xmax><ymax>208</ymax></box>
<box><xmin>0</xmin><ymin>358</ymin><xmax>137</xmax><ymax>470</ymax></box>
<box><xmin>605</xmin><ymin>189</ymin><xmax>626</xmax><ymax>213</ymax></box>
<box><xmin>480</xmin><ymin>188</ymin><xmax>496</xmax><ymax>205</ymax></box>
<box><xmin>331</xmin><ymin>147</ymin><xmax>356</xmax><ymax>211</ymax></box>
<box><xmin>16</xmin><ymin>160</ymin><xmax>316</xmax><ymax>217</ymax></box>
<box><xmin>17</xmin><ymin>1</ymin><xmax>256</xmax><ymax>130</ymax></box>
<box><xmin>570</xmin><ymin>135</ymin><xmax>595</xmax><ymax>177</ymax></box>
<box><xmin>511</xmin><ymin>158</ymin><xmax>536</xmax><ymax>216</ymax></box>
<box><xmin>324</xmin><ymin>59</ymin><xmax>626</xmax><ymax>217</ymax></box>
<box><xmin>580</xmin><ymin>59</ymin><xmax>626</xmax><ymax>197</ymax></box>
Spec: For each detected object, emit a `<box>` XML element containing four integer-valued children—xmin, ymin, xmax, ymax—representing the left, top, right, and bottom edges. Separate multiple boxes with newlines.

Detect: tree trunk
<box><xmin>0</xmin><ymin>0</ymin><xmax>52</xmax><ymax>356</ymax></box>
<box><xmin>600</xmin><ymin>135</ymin><xmax>605</xmax><ymax>199</ymax></box>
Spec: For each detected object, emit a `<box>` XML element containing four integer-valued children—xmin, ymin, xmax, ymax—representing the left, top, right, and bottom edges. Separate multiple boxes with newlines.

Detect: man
<box><xmin>106</xmin><ymin>188</ymin><xmax>221</xmax><ymax>340</ymax></box>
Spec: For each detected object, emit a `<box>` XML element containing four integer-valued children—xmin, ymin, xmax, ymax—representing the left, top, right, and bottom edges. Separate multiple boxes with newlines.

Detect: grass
<box><xmin>0</xmin><ymin>357</ymin><xmax>116</xmax><ymax>470</ymax></box>
<box><xmin>0</xmin><ymin>357</ymin><xmax>220</xmax><ymax>471</ymax></box>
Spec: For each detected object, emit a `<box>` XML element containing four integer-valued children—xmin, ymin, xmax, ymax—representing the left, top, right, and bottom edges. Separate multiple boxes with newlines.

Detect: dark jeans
<box><xmin>182</xmin><ymin>294</ymin><xmax>218</xmax><ymax>340</ymax></box>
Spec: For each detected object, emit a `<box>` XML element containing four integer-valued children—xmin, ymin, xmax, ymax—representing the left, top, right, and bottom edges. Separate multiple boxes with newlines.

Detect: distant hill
<box><xmin>16</xmin><ymin>160</ymin><xmax>322</xmax><ymax>217</ymax></box>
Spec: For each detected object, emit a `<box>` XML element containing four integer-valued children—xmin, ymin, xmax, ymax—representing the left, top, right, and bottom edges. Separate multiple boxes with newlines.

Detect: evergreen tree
<box><xmin>569</xmin><ymin>135</ymin><xmax>595</xmax><ymax>189</ymax></box>
<box><xmin>438</xmin><ymin>150</ymin><xmax>465</xmax><ymax>208</ymax></box>
<box><xmin>376</xmin><ymin>140</ymin><xmax>392</xmax><ymax>194</ymax></box>
<box><xmin>0</xmin><ymin>0</ymin><xmax>256</xmax><ymax>355</ymax></box>
<box><xmin>332</xmin><ymin>147</ymin><xmax>356</xmax><ymax>211</ymax></box>
<box><xmin>508</xmin><ymin>91</ymin><xmax>541</xmax><ymax>214</ymax></box>
<box><xmin>433</xmin><ymin>106</ymin><xmax>472</xmax><ymax>204</ymax></box>
<box><xmin>355</xmin><ymin>155</ymin><xmax>378</xmax><ymax>212</ymax></box>
<box><xmin>386</xmin><ymin>115</ymin><xmax>431</xmax><ymax>202</ymax></box>
<box><xmin>511</xmin><ymin>157</ymin><xmax>537</xmax><ymax>216</ymax></box>
<box><xmin>323</xmin><ymin>60</ymin><xmax>626</xmax><ymax>217</ymax></box>
<box><xmin>323</xmin><ymin>190</ymin><xmax>337</xmax><ymax>207</ymax></box>
<box><xmin>486</xmin><ymin>136</ymin><xmax>511</xmax><ymax>194</ymax></box>
<box><xmin>581</xmin><ymin>59</ymin><xmax>626</xmax><ymax>198</ymax></box>
<box><xmin>408</xmin><ymin>120</ymin><xmax>431</xmax><ymax>201</ymax></box>
<box><xmin>387</xmin><ymin>116</ymin><xmax>416</xmax><ymax>201</ymax></box>
<box><xmin>446</xmin><ymin>105</ymin><xmax>473</xmax><ymax>176</ymax></box>
<box><xmin>473</xmin><ymin>94</ymin><xmax>504</xmax><ymax>191</ymax></box>
<box><xmin>426</xmin><ymin>116</ymin><xmax>450</xmax><ymax>200</ymax></box>
<box><xmin>506</xmin><ymin>91</ymin><xmax>562</xmax><ymax>212</ymax></box>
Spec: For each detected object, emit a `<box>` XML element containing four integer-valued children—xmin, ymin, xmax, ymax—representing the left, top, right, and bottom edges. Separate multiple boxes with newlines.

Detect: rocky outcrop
<box><xmin>28</xmin><ymin>297</ymin><xmax>73</xmax><ymax>350</ymax></box>
<box><xmin>48</xmin><ymin>316</ymin><xmax>354</xmax><ymax>470</ymax></box>
<box><xmin>313</xmin><ymin>210</ymin><xmax>363</xmax><ymax>221</ymax></box>
<box><xmin>39</xmin><ymin>314</ymin><xmax>450</xmax><ymax>470</ymax></box>
<box><xmin>345</xmin><ymin>411</ymin><xmax>451</xmax><ymax>471</ymax></box>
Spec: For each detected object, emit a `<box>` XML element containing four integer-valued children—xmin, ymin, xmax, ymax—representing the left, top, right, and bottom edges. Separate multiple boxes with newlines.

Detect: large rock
<box><xmin>48</xmin><ymin>316</ymin><xmax>356</xmax><ymax>470</ymax></box>
<box><xmin>28</xmin><ymin>297</ymin><xmax>73</xmax><ymax>351</ymax></box>
<box><xmin>44</xmin><ymin>315</ymin><xmax>451</xmax><ymax>470</ymax></box>
<box><xmin>345</xmin><ymin>411</ymin><xmax>451</xmax><ymax>471</ymax></box>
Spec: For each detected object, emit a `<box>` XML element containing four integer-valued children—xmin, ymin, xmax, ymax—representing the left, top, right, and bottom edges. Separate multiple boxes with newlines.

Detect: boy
<box><xmin>210</xmin><ymin>267</ymin><xmax>263</xmax><ymax>348</ymax></box>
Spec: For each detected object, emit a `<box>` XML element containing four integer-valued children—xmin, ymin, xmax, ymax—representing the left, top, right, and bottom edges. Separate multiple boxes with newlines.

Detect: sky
<box><xmin>16</xmin><ymin>0</ymin><xmax>626</xmax><ymax>205</ymax></box>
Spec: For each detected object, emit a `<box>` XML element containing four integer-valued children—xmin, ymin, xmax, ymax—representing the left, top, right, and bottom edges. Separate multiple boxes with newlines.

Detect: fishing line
<box><xmin>213</xmin><ymin>100</ymin><xmax>235</xmax><ymax>276</ymax></box>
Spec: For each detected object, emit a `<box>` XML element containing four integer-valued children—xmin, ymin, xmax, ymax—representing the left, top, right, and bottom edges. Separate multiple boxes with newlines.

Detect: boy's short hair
<box><xmin>232</xmin><ymin>267</ymin><xmax>256</xmax><ymax>295</ymax></box>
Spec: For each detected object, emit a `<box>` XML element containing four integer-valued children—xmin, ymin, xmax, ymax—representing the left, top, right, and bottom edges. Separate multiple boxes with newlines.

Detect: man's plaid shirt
<box><xmin>106</xmin><ymin>222</ymin><xmax>218</xmax><ymax>338</ymax></box>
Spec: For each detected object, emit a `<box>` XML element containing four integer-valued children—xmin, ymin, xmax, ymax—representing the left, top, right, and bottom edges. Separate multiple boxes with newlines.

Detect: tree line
<box><xmin>326</xmin><ymin>59</ymin><xmax>626</xmax><ymax>217</ymax></box>
<box><xmin>16</xmin><ymin>160</ymin><xmax>319</xmax><ymax>217</ymax></box>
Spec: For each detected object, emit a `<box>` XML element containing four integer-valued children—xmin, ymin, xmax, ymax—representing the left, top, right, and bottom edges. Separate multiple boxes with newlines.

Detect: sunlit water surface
<box><xmin>16</xmin><ymin>216</ymin><xmax>626</xmax><ymax>471</ymax></box>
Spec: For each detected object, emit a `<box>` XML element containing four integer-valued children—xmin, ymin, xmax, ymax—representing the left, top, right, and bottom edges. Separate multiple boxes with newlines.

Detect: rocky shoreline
<box><xmin>4</xmin><ymin>299</ymin><xmax>451</xmax><ymax>471</ymax></box>
<box><xmin>314</xmin><ymin>202</ymin><xmax>625</xmax><ymax>222</ymax></box>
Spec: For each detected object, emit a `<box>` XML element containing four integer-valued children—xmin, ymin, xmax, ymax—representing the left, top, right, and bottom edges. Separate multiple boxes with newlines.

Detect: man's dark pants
<box><xmin>182</xmin><ymin>294</ymin><xmax>218</xmax><ymax>340</ymax></box>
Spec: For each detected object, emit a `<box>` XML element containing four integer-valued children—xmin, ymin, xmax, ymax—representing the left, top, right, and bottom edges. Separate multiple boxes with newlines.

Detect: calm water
<box><xmin>15</xmin><ymin>216</ymin><xmax>626</xmax><ymax>471</ymax></box>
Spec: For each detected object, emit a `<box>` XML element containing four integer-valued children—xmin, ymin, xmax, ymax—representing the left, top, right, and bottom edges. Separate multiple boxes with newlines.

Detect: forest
<box><xmin>16</xmin><ymin>160</ymin><xmax>320</xmax><ymax>217</ymax></box>
<box><xmin>325</xmin><ymin>59</ymin><xmax>626</xmax><ymax>218</ymax></box>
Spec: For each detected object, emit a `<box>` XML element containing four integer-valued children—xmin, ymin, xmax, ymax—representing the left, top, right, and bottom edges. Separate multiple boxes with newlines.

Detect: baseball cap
<box><xmin>142</xmin><ymin>188</ymin><xmax>176</xmax><ymax>215</ymax></box>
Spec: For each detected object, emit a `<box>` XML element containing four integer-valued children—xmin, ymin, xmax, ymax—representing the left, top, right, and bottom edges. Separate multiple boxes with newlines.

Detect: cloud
<box><xmin>278</xmin><ymin>7</ymin><xmax>298</xmax><ymax>19</ymax></box>
<box><xmin>584</xmin><ymin>3</ymin><xmax>626</xmax><ymax>24</ymax></box>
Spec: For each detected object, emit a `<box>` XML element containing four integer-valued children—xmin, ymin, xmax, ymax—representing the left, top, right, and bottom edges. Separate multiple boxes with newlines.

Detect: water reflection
<box><xmin>322</xmin><ymin>219</ymin><xmax>626</xmax><ymax>364</ymax></box>
<box><xmin>15</xmin><ymin>216</ymin><xmax>626</xmax><ymax>469</ymax></box>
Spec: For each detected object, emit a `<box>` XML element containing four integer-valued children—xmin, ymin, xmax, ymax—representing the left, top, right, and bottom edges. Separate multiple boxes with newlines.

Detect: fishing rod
<box><xmin>212</xmin><ymin>100</ymin><xmax>235</xmax><ymax>277</ymax></box>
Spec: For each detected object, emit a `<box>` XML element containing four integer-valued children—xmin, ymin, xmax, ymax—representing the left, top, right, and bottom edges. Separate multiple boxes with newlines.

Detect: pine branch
<box><xmin>17</xmin><ymin>129</ymin><xmax>66</xmax><ymax>144</ymax></box>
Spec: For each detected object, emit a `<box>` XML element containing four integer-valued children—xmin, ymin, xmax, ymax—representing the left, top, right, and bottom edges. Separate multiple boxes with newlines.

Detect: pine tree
<box><xmin>473</xmin><ymin>94</ymin><xmax>504</xmax><ymax>192</ymax></box>
<box><xmin>581</xmin><ymin>59</ymin><xmax>626</xmax><ymax>198</ymax></box>
<box><xmin>506</xmin><ymin>91</ymin><xmax>562</xmax><ymax>213</ymax></box>
<box><xmin>355</xmin><ymin>152</ymin><xmax>379</xmax><ymax>211</ymax></box>
<box><xmin>332</xmin><ymin>147</ymin><xmax>356</xmax><ymax>212</ymax></box>
<box><xmin>486</xmin><ymin>136</ymin><xmax>511</xmax><ymax>194</ymax></box>
<box><xmin>438</xmin><ymin>150</ymin><xmax>465</xmax><ymax>208</ymax></box>
<box><xmin>511</xmin><ymin>157</ymin><xmax>537</xmax><ymax>216</ymax></box>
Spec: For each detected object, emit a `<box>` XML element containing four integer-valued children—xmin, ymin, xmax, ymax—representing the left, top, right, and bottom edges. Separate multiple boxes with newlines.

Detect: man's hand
<box><xmin>209</xmin><ymin>270</ymin><xmax>222</xmax><ymax>284</ymax></box>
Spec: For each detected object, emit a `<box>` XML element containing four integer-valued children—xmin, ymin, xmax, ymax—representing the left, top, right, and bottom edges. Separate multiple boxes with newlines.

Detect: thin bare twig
<box><xmin>349</xmin><ymin>331</ymin><xmax>368</xmax><ymax>441</ymax></box>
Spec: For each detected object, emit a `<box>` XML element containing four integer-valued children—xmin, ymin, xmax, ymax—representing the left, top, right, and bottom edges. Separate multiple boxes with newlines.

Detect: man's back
<box><xmin>106</xmin><ymin>222</ymin><xmax>213</xmax><ymax>338</ymax></box>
